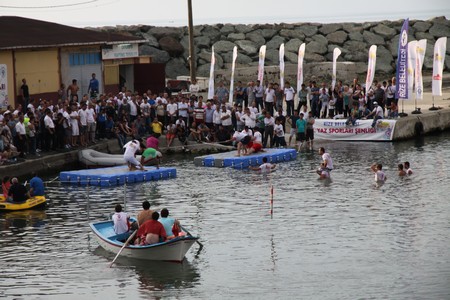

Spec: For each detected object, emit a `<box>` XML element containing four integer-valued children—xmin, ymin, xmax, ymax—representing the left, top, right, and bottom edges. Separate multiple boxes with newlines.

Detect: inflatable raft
<box><xmin>79</xmin><ymin>149</ymin><xmax>147</xmax><ymax>168</ymax></box>
<box><xmin>0</xmin><ymin>195</ymin><xmax>47</xmax><ymax>211</ymax></box>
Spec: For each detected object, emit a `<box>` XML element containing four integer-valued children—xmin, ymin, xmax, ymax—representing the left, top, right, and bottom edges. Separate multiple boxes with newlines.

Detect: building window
<box><xmin>69</xmin><ymin>53</ymin><xmax>101</xmax><ymax>66</ymax></box>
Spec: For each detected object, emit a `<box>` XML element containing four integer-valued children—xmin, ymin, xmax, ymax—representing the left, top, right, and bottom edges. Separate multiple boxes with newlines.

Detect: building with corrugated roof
<box><xmin>0</xmin><ymin>16</ymin><xmax>164</xmax><ymax>109</ymax></box>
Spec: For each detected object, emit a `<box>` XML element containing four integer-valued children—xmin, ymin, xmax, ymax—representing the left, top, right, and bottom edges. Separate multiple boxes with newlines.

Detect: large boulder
<box><xmin>342</xmin><ymin>23</ymin><xmax>363</xmax><ymax>33</ymax></box>
<box><xmin>140</xmin><ymin>32</ymin><xmax>159</xmax><ymax>48</ymax></box>
<box><xmin>372</xmin><ymin>24</ymin><xmax>397</xmax><ymax>38</ymax></box>
<box><xmin>413</xmin><ymin>21</ymin><xmax>432</xmax><ymax>32</ymax></box>
<box><xmin>304</xmin><ymin>52</ymin><xmax>326</xmax><ymax>63</ymax></box>
<box><xmin>261</xmin><ymin>28</ymin><xmax>278</xmax><ymax>39</ymax></box>
<box><xmin>220</xmin><ymin>24</ymin><xmax>235</xmax><ymax>35</ymax></box>
<box><xmin>319</xmin><ymin>23</ymin><xmax>343</xmax><ymax>35</ymax></box>
<box><xmin>423</xmin><ymin>42</ymin><xmax>435</xmax><ymax>70</ymax></box>
<box><xmin>348</xmin><ymin>31</ymin><xmax>364</xmax><ymax>42</ymax></box>
<box><xmin>213</xmin><ymin>40</ymin><xmax>236</xmax><ymax>53</ymax></box>
<box><xmin>222</xmin><ymin>52</ymin><xmax>252</xmax><ymax>64</ymax></box>
<box><xmin>265</xmin><ymin>49</ymin><xmax>279</xmax><ymax>64</ymax></box>
<box><xmin>326</xmin><ymin>31</ymin><xmax>348</xmax><ymax>45</ymax></box>
<box><xmin>202</xmin><ymin>26</ymin><xmax>221</xmax><ymax>42</ymax></box>
<box><xmin>428</xmin><ymin>23</ymin><xmax>450</xmax><ymax>38</ymax></box>
<box><xmin>343</xmin><ymin>41</ymin><xmax>368</xmax><ymax>62</ymax></box>
<box><xmin>307</xmin><ymin>40</ymin><xmax>327</xmax><ymax>55</ymax></box>
<box><xmin>227</xmin><ymin>33</ymin><xmax>245</xmax><ymax>41</ymax></box>
<box><xmin>296</xmin><ymin>24</ymin><xmax>318</xmax><ymax>37</ymax></box>
<box><xmin>158</xmin><ymin>36</ymin><xmax>184</xmax><ymax>57</ymax></box>
<box><xmin>165</xmin><ymin>58</ymin><xmax>189</xmax><ymax>78</ymax></box>
<box><xmin>285</xmin><ymin>38</ymin><xmax>302</xmax><ymax>53</ymax></box>
<box><xmin>197</xmin><ymin>50</ymin><xmax>224</xmax><ymax>68</ymax></box>
<box><xmin>235</xmin><ymin>40</ymin><xmax>258</xmax><ymax>55</ymax></box>
<box><xmin>197</xmin><ymin>63</ymin><xmax>212</xmax><ymax>77</ymax></box>
<box><xmin>194</xmin><ymin>36</ymin><xmax>211</xmax><ymax>49</ymax></box>
<box><xmin>235</xmin><ymin>24</ymin><xmax>254</xmax><ymax>34</ymax></box>
<box><xmin>363</xmin><ymin>31</ymin><xmax>385</xmax><ymax>45</ymax></box>
<box><xmin>415</xmin><ymin>32</ymin><xmax>435</xmax><ymax>42</ymax></box>
<box><xmin>376</xmin><ymin>45</ymin><xmax>394</xmax><ymax>73</ymax></box>
<box><xmin>193</xmin><ymin>25</ymin><xmax>204</xmax><ymax>37</ymax></box>
<box><xmin>284</xmin><ymin>51</ymin><xmax>298</xmax><ymax>64</ymax></box>
<box><xmin>139</xmin><ymin>45</ymin><xmax>170</xmax><ymax>63</ymax></box>
<box><xmin>246</xmin><ymin>30</ymin><xmax>266</xmax><ymax>48</ymax></box>
<box><xmin>279</xmin><ymin>29</ymin><xmax>305</xmax><ymax>39</ymax></box>
<box><xmin>149</xmin><ymin>27</ymin><xmax>182</xmax><ymax>39</ymax></box>
<box><xmin>266</xmin><ymin>36</ymin><xmax>285</xmax><ymax>50</ymax></box>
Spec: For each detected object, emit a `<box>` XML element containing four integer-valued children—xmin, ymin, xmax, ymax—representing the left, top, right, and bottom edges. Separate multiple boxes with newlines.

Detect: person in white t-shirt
<box><xmin>365</xmin><ymin>101</ymin><xmax>384</xmax><ymax>128</ymax></box>
<box><xmin>86</xmin><ymin>102</ymin><xmax>96</xmax><ymax>144</ymax></box>
<box><xmin>319</xmin><ymin>147</ymin><xmax>333</xmax><ymax>172</ymax></box>
<box><xmin>283</xmin><ymin>81</ymin><xmax>296</xmax><ymax>117</ymax></box>
<box><xmin>78</xmin><ymin>103</ymin><xmax>88</xmax><ymax>147</ymax></box>
<box><xmin>273</xmin><ymin>119</ymin><xmax>286</xmax><ymax>148</ymax></box>
<box><xmin>112</xmin><ymin>204</ymin><xmax>129</xmax><ymax>234</ymax></box>
<box><xmin>189</xmin><ymin>79</ymin><xmax>200</xmax><ymax>96</ymax></box>
<box><xmin>251</xmin><ymin>157</ymin><xmax>276</xmax><ymax>173</ymax></box>
<box><xmin>123</xmin><ymin>140</ymin><xmax>144</xmax><ymax>171</ymax></box>
<box><xmin>264</xmin><ymin>83</ymin><xmax>276</xmax><ymax>116</ymax></box>
<box><xmin>371</xmin><ymin>163</ymin><xmax>387</xmax><ymax>184</ymax></box>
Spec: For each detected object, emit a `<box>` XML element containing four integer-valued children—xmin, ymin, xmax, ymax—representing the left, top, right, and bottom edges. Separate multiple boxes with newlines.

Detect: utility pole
<box><xmin>187</xmin><ymin>0</ymin><xmax>196</xmax><ymax>82</ymax></box>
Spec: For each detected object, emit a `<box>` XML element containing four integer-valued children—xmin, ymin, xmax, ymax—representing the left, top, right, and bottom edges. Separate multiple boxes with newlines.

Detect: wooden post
<box><xmin>270</xmin><ymin>185</ymin><xmax>274</xmax><ymax>219</ymax></box>
<box><xmin>187</xmin><ymin>0</ymin><xmax>196</xmax><ymax>82</ymax></box>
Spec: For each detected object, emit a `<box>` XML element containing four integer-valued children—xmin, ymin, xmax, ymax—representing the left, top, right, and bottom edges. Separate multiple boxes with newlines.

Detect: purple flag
<box><xmin>396</xmin><ymin>18</ymin><xmax>409</xmax><ymax>99</ymax></box>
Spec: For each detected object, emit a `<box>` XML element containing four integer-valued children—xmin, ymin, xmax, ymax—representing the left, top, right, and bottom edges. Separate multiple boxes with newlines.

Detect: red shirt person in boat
<box><xmin>135</xmin><ymin>211</ymin><xmax>167</xmax><ymax>245</ymax></box>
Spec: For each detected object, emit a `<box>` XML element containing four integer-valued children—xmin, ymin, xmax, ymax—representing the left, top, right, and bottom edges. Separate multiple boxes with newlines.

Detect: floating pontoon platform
<box><xmin>194</xmin><ymin>148</ymin><xmax>297</xmax><ymax>169</ymax></box>
<box><xmin>59</xmin><ymin>166</ymin><xmax>176</xmax><ymax>186</ymax></box>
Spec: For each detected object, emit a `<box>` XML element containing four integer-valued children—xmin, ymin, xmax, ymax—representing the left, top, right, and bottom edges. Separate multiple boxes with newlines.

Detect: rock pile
<box><xmin>92</xmin><ymin>17</ymin><xmax>450</xmax><ymax>83</ymax></box>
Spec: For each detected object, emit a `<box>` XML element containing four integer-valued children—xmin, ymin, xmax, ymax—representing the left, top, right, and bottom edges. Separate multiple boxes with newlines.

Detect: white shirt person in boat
<box><xmin>112</xmin><ymin>204</ymin><xmax>130</xmax><ymax>235</ymax></box>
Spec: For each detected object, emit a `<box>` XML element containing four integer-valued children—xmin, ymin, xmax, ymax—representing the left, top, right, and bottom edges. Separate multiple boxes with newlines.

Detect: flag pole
<box><xmin>411</xmin><ymin>94</ymin><xmax>421</xmax><ymax>114</ymax></box>
<box><xmin>399</xmin><ymin>99</ymin><xmax>408</xmax><ymax>117</ymax></box>
<box><xmin>429</xmin><ymin>96</ymin><xmax>438</xmax><ymax>110</ymax></box>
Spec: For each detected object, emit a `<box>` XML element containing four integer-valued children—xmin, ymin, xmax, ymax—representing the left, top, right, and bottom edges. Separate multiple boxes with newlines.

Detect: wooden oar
<box><xmin>109</xmin><ymin>230</ymin><xmax>137</xmax><ymax>268</ymax></box>
<box><xmin>181</xmin><ymin>226</ymin><xmax>204</xmax><ymax>250</ymax></box>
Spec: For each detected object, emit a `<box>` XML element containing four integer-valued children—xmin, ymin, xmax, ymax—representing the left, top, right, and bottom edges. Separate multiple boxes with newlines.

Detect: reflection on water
<box><xmin>0</xmin><ymin>131</ymin><xmax>450</xmax><ymax>299</ymax></box>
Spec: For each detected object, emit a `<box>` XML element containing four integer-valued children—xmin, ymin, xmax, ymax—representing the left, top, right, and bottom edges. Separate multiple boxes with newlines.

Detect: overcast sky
<box><xmin>1</xmin><ymin>0</ymin><xmax>449</xmax><ymax>27</ymax></box>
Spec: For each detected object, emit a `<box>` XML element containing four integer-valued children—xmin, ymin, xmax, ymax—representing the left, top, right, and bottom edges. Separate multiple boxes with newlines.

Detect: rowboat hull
<box><xmin>90</xmin><ymin>220</ymin><xmax>198</xmax><ymax>262</ymax></box>
<box><xmin>0</xmin><ymin>195</ymin><xmax>47</xmax><ymax>211</ymax></box>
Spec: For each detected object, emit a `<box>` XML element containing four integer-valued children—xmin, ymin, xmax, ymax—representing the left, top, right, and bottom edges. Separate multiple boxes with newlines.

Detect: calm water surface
<box><xmin>1</xmin><ymin>132</ymin><xmax>450</xmax><ymax>299</ymax></box>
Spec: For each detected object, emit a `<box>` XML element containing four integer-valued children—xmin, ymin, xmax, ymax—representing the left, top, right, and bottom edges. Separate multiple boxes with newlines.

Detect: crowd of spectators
<box><xmin>0</xmin><ymin>75</ymin><xmax>397</xmax><ymax>164</ymax></box>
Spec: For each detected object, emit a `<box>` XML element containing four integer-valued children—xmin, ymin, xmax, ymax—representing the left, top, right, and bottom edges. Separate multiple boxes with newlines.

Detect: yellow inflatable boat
<box><xmin>0</xmin><ymin>195</ymin><xmax>47</xmax><ymax>211</ymax></box>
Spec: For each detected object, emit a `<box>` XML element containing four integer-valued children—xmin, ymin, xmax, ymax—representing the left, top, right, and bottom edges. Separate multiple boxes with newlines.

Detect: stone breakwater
<box><xmin>90</xmin><ymin>17</ymin><xmax>450</xmax><ymax>82</ymax></box>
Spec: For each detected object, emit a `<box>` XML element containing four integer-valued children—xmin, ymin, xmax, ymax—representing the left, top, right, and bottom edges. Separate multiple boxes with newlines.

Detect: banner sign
<box><xmin>415</xmin><ymin>39</ymin><xmax>427</xmax><ymax>100</ymax></box>
<box><xmin>432</xmin><ymin>37</ymin><xmax>447</xmax><ymax>96</ymax></box>
<box><xmin>279</xmin><ymin>43</ymin><xmax>285</xmax><ymax>89</ymax></box>
<box><xmin>228</xmin><ymin>46</ymin><xmax>238</xmax><ymax>104</ymax></box>
<box><xmin>207</xmin><ymin>46</ymin><xmax>215</xmax><ymax>100</ymax></box>
<box><xmin>365</xmin><ymin>45</ymin><xmax>377</xmax><ymax>94</ymax></box>
<box><xmin>0</xmin><ymin>64</ymin><xmax>7</xmax><ymax>108</ymax></box>
<box><xmin>396</xmin><ymin>18</ymin><xmax>409</xmax><ymax>99</ymax></box>
<box><xmin>407</xmin><ymin>41</ymin><xmax>417</xmax><ymax>99</ymax></box>
<box><xmin>257</xmin><ymin>45</ymin><xmax>266</xmax><ymax>83</ymax></box>
<box><xmin>102</xmin><ymin>44</ymin><xmax>139</xmax><ymax>59</ymax></box>
<box><xmin>332</xmin><ymin>47</ymin><xmax>341</xmax><ymax>91</ymax></box>
<box><xmin>313</xmin><ymin>119</ymin><xmax>397</xmax><ymax>141</ymax></box>
<box><xmin>297</xmin><ymin>43</ymin><xmax>305</xmax><ymax>90</ymax></box>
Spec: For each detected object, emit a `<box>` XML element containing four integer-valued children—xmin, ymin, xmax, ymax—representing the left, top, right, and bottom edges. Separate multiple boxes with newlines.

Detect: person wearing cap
<box><xmin>365</xmin><ymin>101</ymin><xmax>384</xmax><ymax>128</ymax></box>
<box><xmin>7</xmin><ymin>177</ymin><xmax>29</xmax><ymax>203</ymax></box>
<box><xmin>140</xmin><ymin>147</ymin><xmax>162</xmax><ymax>169</ymax></box>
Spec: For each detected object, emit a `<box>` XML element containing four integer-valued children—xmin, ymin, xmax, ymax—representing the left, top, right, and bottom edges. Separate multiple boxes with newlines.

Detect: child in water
<box><xmin>371</xmin><ymin>163</ymin><xmax>387</xmax><ymax>183</ymax></box>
